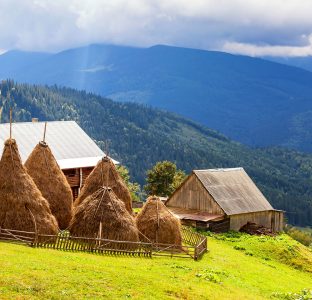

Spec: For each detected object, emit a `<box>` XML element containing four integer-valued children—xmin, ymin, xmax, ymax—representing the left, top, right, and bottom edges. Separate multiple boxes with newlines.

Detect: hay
<box><xmin>75</xmin><ymin>157</ymin><xmax>132</xmax><ymax>213</ymax></box>
<box><xmin>25</xmin><ymin>142</ymin><xmax>73</xmax><ymax>230</ymax></box>
<box><xmin>136</xmin><ymin>196</ymin><xmax>182</xmax><ymax>247</ymax></box>
<box><xmin>0</xmin><ymin>139</ymin><xmax>58</xmax><ymax>239</ymax></box>
<box><xmin>69</xmin><ymin>187</ymin><xmax>139</xmax><ymax>249</ymax></box>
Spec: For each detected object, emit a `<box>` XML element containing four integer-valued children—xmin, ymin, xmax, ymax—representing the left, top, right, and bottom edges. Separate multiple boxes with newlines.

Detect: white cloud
<box><xmin>222</xmin><ymin>35</ymin><xmax>312</xmax><ymax>57</ymax></box>
<box><xmin>0</xmin><ymin>0</ymin><xmax>311</xmax><ymax>56</ymax></box>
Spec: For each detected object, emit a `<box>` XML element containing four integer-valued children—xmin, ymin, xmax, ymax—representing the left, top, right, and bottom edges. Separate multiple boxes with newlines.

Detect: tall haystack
<box><xmin>69</xmin><ymin>187</ymin><xmax>139</xmax><ymax>249</ymax></box>
<box><xmin>0</xmin><ymin>139</ymin><xmax>58</xmax><ymax>237</ymax></box>
<box><xmin>25</xmin><ymin>141</ymin><xmax>73</xmax><ymax>230</ymax></box>
<box><xmin>75</xmin><ymin>157</ymin><xmax>132</xmax><ymax>213</ymax></box>
<box><xmin>136</xmin><ymin>196</ymin><xmax>182</xmax><ymax>247</ymax></box>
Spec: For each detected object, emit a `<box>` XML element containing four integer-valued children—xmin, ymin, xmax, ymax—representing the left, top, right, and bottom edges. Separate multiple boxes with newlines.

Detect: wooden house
<box><xmin>0</xmin><ymin>120</ymin><xmax>117</xmax><ymax>199</ymax></box>
<box><xmin>166</xmin><ymin>168</ymin><xmax>284</xmax><ymax>232</ymax></box>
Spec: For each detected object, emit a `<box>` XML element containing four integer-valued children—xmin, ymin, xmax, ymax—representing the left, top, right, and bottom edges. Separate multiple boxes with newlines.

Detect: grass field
<box><xmin>0</xmin><ymin>233</ymin><xmax>311</xmax><ymax>300</ymax></box>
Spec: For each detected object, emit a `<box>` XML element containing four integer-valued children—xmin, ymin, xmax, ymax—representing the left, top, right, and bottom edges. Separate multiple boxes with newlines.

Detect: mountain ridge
<box><xmin>1</xmin><ymin>44</ymin><xmax>312</xmax><ymax>151</ymax></box>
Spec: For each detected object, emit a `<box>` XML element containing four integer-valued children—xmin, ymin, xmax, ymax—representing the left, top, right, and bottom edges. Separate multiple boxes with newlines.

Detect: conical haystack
<box><xmin>75</xmin><ymin>157</ymin><xmax>132</xmax><ymax>213</ymax></box>
<box><xmin>136</xmin><ymin>196</ymin><xmax>182</xmax><ymax>247</ymax></box>
<box><xmin>0</xmin><ymin>139</ymin><xmax>58</xmax><ymax>238</ymax></box>
<box><xmin>25</xmin><ymin>141</ymin><xmax>73</xmax><ymax>230</ymax></box>
<box><xmin>69</xmin><ymin>187</ymin><xmax>139</xmax><ymax>249</ymax></box>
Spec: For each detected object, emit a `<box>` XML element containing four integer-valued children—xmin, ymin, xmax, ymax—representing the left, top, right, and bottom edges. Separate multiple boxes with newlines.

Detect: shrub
<box><xmin>285</xmin><ymin>227</ymin><xmax>312</xmax><ymax>247</ymax></box>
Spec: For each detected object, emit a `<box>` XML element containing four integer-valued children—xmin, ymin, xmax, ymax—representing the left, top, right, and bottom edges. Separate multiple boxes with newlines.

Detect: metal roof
<box><xmin>193</xmin><ymin>168</ymin><xmax>274</xmax><ymax>215</ymax></box>
<box><xmin>0</xmin><ymin>121</ymin><xmax>117</xmax><ymax>169</ymax></box>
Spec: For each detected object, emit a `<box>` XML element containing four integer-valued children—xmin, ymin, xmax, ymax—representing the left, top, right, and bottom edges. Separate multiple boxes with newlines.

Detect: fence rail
<box><xmin>0</xmin><ymin>226</ymin><xmax>207</xmax><ymax>260</ymax></box>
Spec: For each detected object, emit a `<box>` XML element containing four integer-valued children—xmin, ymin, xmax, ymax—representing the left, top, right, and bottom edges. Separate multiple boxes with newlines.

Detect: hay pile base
<box><xmin>75</xmin><ymin>157</ymin><xmax>132</xmax><ymax>213</ymax></box>
<box><xmin>240</xmin><ymin>222</ymin><xmax>275</xmax><ymax>236</ymax></box>
<box><xmin>69</xmin><ymin>187</ymin><xmax>139</xmax><ymax>250</ymax></box>
<box><xmin>25</xmin><ymin>142</ymin><xmax>73</xmax><ymax>230</ymax></box>
<box><xmin>0</xmin><ymin>139</ymin><xmax>58</xmax><ymax>240</ymax></box>
<box><xmin>136</xmin><ymin>196</ymin><xmax>182</xmax><ymax>248</ymax></box>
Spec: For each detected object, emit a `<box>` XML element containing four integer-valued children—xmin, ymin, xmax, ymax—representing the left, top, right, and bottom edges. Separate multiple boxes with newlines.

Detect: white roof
<box><xmin>0</xmin><ymin>121</ymin><xmax>118</xmax><ymax>169</ymax></box>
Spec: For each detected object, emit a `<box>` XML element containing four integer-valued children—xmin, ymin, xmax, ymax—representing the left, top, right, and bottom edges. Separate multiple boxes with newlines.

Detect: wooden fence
<box><xmin>0</xmin><ymin>226</ymin><xmax>207</xmax><ymax>260</ymax></box>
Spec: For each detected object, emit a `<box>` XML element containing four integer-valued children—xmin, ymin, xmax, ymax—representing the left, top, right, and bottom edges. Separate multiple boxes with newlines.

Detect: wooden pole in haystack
<box><xmin>9</xmin><ymin>108</ymin><xmax>12</xmax><ymax>140</ymax></box>
<box><xmin>43</xmin><ymin>121</ymin><xmax>47</xmax><ymax>143</ymax></box>
<box><xmin>106</xmin><ymin>142</ymin><xmax>109</xmax><ymax>187</ymax></box>
<box><xmin>101</xmin><ymin>140</ymin><xmax>110</xmax><ymax>188</ymax></box>
<box><xmin>105</xmin><ymin>140</ymin><xmax>110</xmax><ymax>158</ymax></box>
<box><xmin>105</xmin><ymin>141</ymin><xmax>111</xmax><ymax>188</ymax></box>
<box><xmin>156</xmin><ymin>198</ymin><xmax>160</xmax><ymax>244</ymax></box>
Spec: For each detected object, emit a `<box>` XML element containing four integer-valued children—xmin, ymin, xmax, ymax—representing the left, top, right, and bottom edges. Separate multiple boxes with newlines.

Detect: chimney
<box><xmin>32</xmin><ymin>118</ymin><xmax>39</xmax><ymax>123</ymax></box>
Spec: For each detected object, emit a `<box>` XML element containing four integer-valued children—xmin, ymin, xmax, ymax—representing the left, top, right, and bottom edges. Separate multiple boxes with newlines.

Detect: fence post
<box><xmin>194</xmin><ymin>245</ymin><xmax>198</xmax><ymax>260</ymax></box>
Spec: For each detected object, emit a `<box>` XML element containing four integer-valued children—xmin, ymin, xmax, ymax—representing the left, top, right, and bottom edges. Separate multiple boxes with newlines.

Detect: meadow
<box><xmin>0</xmin><ymin>232</ymin><xmax>311</xmax><ymax>299</ymax></box>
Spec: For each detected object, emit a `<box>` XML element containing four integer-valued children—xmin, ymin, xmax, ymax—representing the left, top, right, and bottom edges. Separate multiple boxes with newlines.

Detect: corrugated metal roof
<box><xmin>194</xmin><ymin>168</ymin><xmax>274</xmax><ymax>215</ymax></box>
<box><xmin>0</xmin><ymin>121</ymin><xmax>117</xmax><ymax>169</ymax></box>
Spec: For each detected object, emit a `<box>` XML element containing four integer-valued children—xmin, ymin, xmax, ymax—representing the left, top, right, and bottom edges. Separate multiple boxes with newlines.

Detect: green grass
<box><xmin>0</xmin><ymin>233</ymin><xmax>311</xmax><ymax>300</ymax></box>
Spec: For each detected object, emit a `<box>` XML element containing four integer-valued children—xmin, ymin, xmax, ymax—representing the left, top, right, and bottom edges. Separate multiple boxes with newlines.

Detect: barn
<box><xmin>166</xmin><ymin>168</ymin><xmax>284</xmax><ymax>232</ymax></box>
<box><xmin>0</xmin><ymin>120</ymin><xmax>117</xmax><ymax>199</ymax></box>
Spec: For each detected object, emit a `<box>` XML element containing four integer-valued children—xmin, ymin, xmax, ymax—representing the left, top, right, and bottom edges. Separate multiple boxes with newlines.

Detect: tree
<box><xmin>144</xmin><ymin>161</ymin><xmax>186</xmax><ymax>197</ymax></box>
<box><xmin>116</xmin><ymin>165</ymin><xmax>142</xmax><ymax>202</ymax></box>
<box><xmin>172</xmin><ymin>169</ymin><xmax>187</xmax><ymax>191</ymax></box>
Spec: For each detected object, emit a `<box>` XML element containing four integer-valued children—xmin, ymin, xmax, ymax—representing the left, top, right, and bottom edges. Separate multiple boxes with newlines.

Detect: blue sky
<box><xmin>0</xmin><ymin>0</ymin><xmax>312</xmax><ymax>56</ymax></box>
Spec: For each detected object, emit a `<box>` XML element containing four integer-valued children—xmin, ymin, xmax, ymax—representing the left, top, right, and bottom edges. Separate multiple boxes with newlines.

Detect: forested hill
<box><xmin>2</xmin><ymin>45</ymin><xmax>312</xmax><ymax>152</ymax></box>
<box><xmin>0</xmin><ymin>80</ymin><xmax>312</xmax><ymax>226</ymax></box>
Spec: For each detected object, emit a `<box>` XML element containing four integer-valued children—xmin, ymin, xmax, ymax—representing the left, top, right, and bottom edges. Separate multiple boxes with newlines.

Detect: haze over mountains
<box><xmin>1</xmin><ymin>44</ymin><xmax>312</xmax><ymax>152</ymax></box>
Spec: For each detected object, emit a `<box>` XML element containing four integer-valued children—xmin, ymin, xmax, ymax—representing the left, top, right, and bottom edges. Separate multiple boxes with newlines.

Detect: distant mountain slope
<box><xmin>0</xmin><ymin>50</ymin><xmax>51</xmax><ymax>74</ymax></box>
<box><xmin>265</xmin><ymin>56</ymin><xmax>312</xmax><ymax>73</ymax></box>
<box><xmin>0</xmin><ymin>80</ymin><xmax>312</xmax><ymax>226</ymax></box>
<box><xmin>1</xmin><ymin>44</ymin><xmax>312</xmax><ymax>152</ymax></box>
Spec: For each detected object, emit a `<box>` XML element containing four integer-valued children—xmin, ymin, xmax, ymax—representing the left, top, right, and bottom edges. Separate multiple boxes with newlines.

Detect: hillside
<box><xmin>266</xmin><ymin>56</ymin><xmax>312</xmax><ymax>73</ymax></box>
<box><xmin>0</xmin><ymin>81</ymin><xmax>312</xmax><ymax>226</ymax></box>
<box><xmin>0</xmin><ymin>233</ymin><xmax>311</xmax><ymax>299</ymax></box>
<box><xmin>2</xmin><ymin>45</ymin><xmax>312</xmax><ymax>151</ymax></box>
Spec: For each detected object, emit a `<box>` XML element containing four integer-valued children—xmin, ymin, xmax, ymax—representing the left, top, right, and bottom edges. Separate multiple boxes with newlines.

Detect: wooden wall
<box><xmin>63</xmin><ymin>168</ymin><xmax>80</xmax><ymax>187</ymax></box>
<box><xmin>230</xmin><ymin>210</ymin><xmax>284</xmax><ymax>232</ymax></box>
<box><xmin>167</xmin><ymin>174</ymin><xmax>224</xmax><ymax>215</ymax></box>
<box><xmin>81</xmin><ymin>167</ymin><xmax>93</xmax><ymax>186</ymax></box>
<box><xmin>271</xmin><ymin>210</ymin><xmax>284</xmax><ymax>232</ymax></box>
<box><xmin>63</xmin><ymin>167</ymin><xmax>94</xmax><ymax>200</ymax></box>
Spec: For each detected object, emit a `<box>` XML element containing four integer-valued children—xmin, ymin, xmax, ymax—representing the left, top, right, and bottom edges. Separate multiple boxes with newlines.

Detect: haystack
<box><xmin>69</xmin><ymin>187</ymin><xmax>139</xmax><ymax>249</ymax></box>
<box><xmin>75</xmin><ymin>157</ymin><xmax>132</xmax><ymax>213</ymax></box>
<box><xmin>0</xmin><ymin>139</ymin><xmax>58</xmax><ymax>238</ymax></box>
<box><xmin>25</xmin><ymin>141</ymin><xmax>73</xmax><ymax>230</ymax></box>
<box><xmin>136</xmin><ymin>196</ymin><xmax>182</xmax><ymax>247</ymax></box>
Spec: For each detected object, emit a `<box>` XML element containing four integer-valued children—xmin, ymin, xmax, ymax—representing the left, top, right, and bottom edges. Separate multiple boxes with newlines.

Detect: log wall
<box><xmin>63</xmin><ymin>167</ymin><xmax>95</xmax><ymax>200</ymax></box>
<box><xmin>167</xmin><ymin>174</ymin><xmax>224</xmax><ymax>215</ymax></box>
<box><xmin>230</xmin><ymin>210</ymin><xmax>284</xmax><ymax>232</ymax></box>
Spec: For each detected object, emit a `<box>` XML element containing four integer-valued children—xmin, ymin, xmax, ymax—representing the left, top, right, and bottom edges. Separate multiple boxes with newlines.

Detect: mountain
<box><xmin>0</xmin><ymin>80</ymin><xmax>312</xmax><ymax>226</ymax></box>
<box><xmin>0</xmin><ymin>50</ymin><xmax>51</xmax><ymax>74</ymax></box>
<box><xmin>1</xmin><ymin>44</ymin><xmax>312</xmax><ymax>152</ymax></box>
<box><xmin>265</xmin><ymin>56</ymin><xmax>312</xmax><ymax>73</ymax></box>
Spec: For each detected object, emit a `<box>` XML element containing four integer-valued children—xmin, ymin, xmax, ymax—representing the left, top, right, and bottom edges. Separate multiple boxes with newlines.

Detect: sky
<box><xmin>0</xmin><ymin>0</ymin><xmax>312</xmax><ymax>57</ymax></box>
